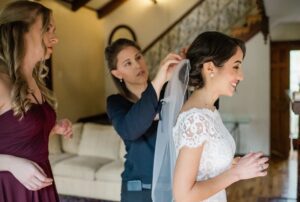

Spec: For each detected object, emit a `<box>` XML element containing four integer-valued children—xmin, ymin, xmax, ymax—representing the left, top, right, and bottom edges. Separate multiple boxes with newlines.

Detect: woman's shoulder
<box><xmin>106</xmin><ymin>93</ymin><xmax>131</xmax><ymax>111</ymax></box>
<box><xmin>176</xmin><ymin>108</ymin><xmax>217</xmax><ymax>125</ymax></box>
<box><xmin>173</xmin><ymin>108</ymin><xmax>219</xmax><ymax>149</ymax></box>
<box><xmin>107</xmin><ymin>93</ymin><xmax>126</xmax><ymax>103</ymax></box>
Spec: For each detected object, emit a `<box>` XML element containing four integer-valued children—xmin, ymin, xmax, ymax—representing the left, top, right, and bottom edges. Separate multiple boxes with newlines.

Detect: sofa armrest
<box><xmin>62</xmin><ymin>123</ymin><xmax>83</xmax><ymax>154</ymax></box>
<box><xmin>49</xmin><ymin>134</ymin><xmax>62</xmax><ymax>154</ymax></box>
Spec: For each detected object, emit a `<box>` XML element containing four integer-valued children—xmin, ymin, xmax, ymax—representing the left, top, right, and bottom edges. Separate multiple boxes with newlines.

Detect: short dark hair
<box><xmin>105</xmin><ymin>38</ymin><xmax>141</xmax><ymax>100</ymax></box>
<box><xmin>186</xmin><ymin>31</ymin><xmax>246</xmax><ymax>89</ymax></box>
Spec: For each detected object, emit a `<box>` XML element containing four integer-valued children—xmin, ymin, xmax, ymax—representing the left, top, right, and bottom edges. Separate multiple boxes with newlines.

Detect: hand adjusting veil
<box><xmin>152</xmin><ymin>59</ymin><xmax>190</xmax><ymax>202</ymax></box>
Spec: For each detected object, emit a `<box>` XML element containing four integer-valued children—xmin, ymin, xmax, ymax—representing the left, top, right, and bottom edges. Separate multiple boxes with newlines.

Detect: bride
<box><xmin>152</xmin><ymin>31</ymin><xmax>269</xmax><ymax>202</ymax></box>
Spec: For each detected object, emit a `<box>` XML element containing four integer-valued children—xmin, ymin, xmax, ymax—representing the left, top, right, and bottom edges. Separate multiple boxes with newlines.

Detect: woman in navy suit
<box><xmin>105</xmin><ymin>38</ymin><xmax>182</xmax><ymax>202</ymax></box>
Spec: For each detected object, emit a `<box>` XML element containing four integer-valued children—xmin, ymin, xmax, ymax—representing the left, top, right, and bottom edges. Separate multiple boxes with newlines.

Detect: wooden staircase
<box><xmin>231</xmin><ymin>0</ymin><xmax>268</xmax><ymax>42</ymax></box>
<box><xmin>142</xmin><ymin>0</ymin><xmax>269</xmax><ymax>79</ymax></box>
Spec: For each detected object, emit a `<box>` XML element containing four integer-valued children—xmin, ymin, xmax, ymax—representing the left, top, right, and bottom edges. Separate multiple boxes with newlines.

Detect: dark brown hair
<box><xmin>186</xmin><ymin>31</ymin><xmax>246</xmax><ymax>89</ymax></box>
<box><xmin>105</xmin><ymin>38</ymin><xmax>142</xmax><ymax>100</ymax></box>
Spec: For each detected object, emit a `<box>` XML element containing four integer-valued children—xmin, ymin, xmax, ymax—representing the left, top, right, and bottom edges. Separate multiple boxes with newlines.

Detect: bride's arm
<box><xmin>173</xmin><ymin>145</ymin><xmax>268</xmax><ymax>202</ymax></box>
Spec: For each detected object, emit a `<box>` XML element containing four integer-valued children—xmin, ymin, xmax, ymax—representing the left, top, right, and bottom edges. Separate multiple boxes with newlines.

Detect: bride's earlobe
<box><xmin>203</xmin><ymin>62</ymin><xmax>214</xmax><ymax>78</ymax></box>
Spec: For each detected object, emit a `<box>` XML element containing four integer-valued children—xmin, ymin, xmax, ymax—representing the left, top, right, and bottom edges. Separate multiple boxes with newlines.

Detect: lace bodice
<box><xmin>173</xmin><ymin>108</ymin><xmax>236</xmax><ymax>202</ymax></box>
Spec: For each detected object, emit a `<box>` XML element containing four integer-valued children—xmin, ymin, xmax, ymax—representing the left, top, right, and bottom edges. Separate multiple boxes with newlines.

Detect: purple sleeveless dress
<box><xmin>0</xmin><ymin>102</ymin><xmax>59</xmax><ymax>202</ymax></box>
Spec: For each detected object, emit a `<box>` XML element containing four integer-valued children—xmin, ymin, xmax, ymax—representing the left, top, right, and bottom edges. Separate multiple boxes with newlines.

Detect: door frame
<box><xmin>270</xmin><ymin>40</ymin><xmax>300</xmax><ymax>159</ymax></box>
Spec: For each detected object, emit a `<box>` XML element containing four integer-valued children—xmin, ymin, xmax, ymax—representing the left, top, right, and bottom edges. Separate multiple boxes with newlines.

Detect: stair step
<box><xmin>231</xmin><ymin>26</ymin><xmax>251</xmax><ymax>37</ymax></box>
<box><xmin>246</xmin><ymin>14</ymin><xmax>262</xmax><ymax>26</ymax></box>
<box><xmin>231</xmin><ymin>13</ymin><xmax>262</xmax><ymax>37</ymax></box>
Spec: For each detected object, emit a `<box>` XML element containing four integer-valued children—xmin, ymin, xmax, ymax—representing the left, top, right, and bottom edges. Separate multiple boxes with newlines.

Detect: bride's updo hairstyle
<box><xmin>186</xmin><ymin>31</ymin><xmax>246</xmax><ymax>89</ymax></box>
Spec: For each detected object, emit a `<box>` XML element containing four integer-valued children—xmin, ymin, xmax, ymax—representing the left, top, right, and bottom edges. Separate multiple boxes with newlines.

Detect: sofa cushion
<box><xmin>96</xmin><ymin>160</ymin><xmax>123</xmax><ymax>182</ymax></box>
<box><xmin>78</xmin><ymin>123</ymin><xmax>120</xmax><ymax>160</ymax></box>
<box><xmin>49</xmin><ymin>153</ymin><xmax>75</xmax><ymax>165</ymax></box>
<box><xmin>119</xmin><ymin>141</ymin><xmax>126</xmax><ymax>162</ymax></box>
<box><xmin>49</xmin><ymin>134</ymin><xmax>62</xmax><ymax>154</ymax></box>
<box><xmin>53</xmin><ymin>156</ymin><xmax>111</xmax><ymax>180</ymax></box>
<box><xmin>62</xmin><ymin>123</ymin><xmax>83</xmax><ymax>154</ymax></box>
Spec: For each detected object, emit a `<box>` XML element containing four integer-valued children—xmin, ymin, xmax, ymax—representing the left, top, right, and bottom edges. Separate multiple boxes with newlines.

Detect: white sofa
<box><xmin>48</xmin><ymin>123</ymin><xmax>125</xmax><ymax>201</ymax></box>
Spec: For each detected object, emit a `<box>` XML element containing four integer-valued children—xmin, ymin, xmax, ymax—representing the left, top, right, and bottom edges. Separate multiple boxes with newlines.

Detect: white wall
<box><xmin>41</xmin><ymin>1</ymin><xmax>105</xmax><ymax>122</ymax></box>
<box><xmin>102</xmin><ymin>0</ymin><xmax>199</xmax><ymax>48</ymax></box>
<box><xmin>1</xmin><ymin>1</ymin><xmax>106</xmax><ymax>122</ymax></box>
<box><xmin>103</xmin><ymin>0</ymin><xmax>199</xmax><ymax>99</ymax></box>
<box><xmin>271</xmin><ymin>23</ymin><xmax>300</xmax><ymax>41</ymax></box>
<box><xmin>264</xmin><ymin>0</ymin><xmax>300</xmax><ymax>29</ymax></box>
<box><xmin>0</xmin><ymin>0</ymin><xmax>11</xmax><ymax>7</ymax></box>
<box><xmin>0</xmin><ymin>0</ymin><xmax>201</xmax><ymax>119</ymax></box>
<box><xmin>219</xmin><ymin>33</ymin><xmax>270</xmax><ymax>155</ymax></box>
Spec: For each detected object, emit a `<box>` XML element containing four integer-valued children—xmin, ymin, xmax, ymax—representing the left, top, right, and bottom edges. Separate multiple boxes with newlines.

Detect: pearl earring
<box><xmin>120</xmin><ymin>78</ymin><xmax>123</xmax><ymax>83</ymax></box>
<box><xmin>210</xmin><ymin>73</ymin><xmax>214</xmax><ymax>78</ymax></box>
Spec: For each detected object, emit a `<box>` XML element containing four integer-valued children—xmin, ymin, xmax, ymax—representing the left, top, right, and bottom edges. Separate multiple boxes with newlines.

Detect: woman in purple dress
<box><xmin>0</xmin><ymin>1</ymin><xmax>72</xmax><ymax>201</ymax></box>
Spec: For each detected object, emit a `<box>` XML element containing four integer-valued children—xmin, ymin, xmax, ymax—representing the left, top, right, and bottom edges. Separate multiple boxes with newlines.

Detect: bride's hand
<box><xmin>231</xmin><ymin>152</ymin><xmax>269</xmax><ymax>180</ymax></box>
<box><xmin>231</xmin><ymin>156</ymin><xmax>241</xmax><ymax>167</ymax></box>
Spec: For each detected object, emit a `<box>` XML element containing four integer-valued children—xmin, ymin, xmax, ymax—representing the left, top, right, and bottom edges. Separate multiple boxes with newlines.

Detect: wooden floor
<box><xmin>227</xmin><ymin>151</ymin><xmax>298</xmax><ymax>202</ymax></box>
<box><xmin>59</xmin><ymin>152</ymin><xmax>298</xmax><ymax>202</ymax></box>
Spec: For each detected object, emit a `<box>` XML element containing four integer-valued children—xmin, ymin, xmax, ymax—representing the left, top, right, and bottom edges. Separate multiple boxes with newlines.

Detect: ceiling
<box><xmin>85</xmin><ymin>0</ymin><xmax>111</xmax><ymax>10</ymax></box>
<box><xmin>63</xmin><ymin>0</ymin><xmax>112</xmax><ymax>10</ymax></box>
<box><xmin>59</xmin><ymin>0</ymin><xmax>128</xmax><ymax>18</ymax></box>
<box><xmin>58</xmin><ymin>0</ymin><xmax>300</xmax><ymax>27</ymax></box>
<box><xmin>263</xmin><ymin>0</ymin><xmax>300</xmax><ymax>28</ymax></box>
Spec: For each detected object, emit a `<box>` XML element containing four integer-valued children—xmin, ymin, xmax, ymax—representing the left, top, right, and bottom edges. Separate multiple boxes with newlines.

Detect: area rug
<box><xmin>59</xmin><ymin>195</ymin><xmax>298</xmax><ymax>202</ymax></box>
<box><xmin>257</xmin><ymin>197</ymin><xmax>297</xmax><ymax>202</ymax></box>
<box><xmin>59</xmin><ymin>195</ymin><xmax>117</xmax><ymax>202</ymax></box>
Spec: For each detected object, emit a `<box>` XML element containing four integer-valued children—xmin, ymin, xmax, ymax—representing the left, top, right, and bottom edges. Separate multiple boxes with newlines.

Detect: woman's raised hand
<box><xmin>151</xmin><ymin>53</ymin><xmax>182</xmax><ymax>98</ymax></box>
<box><xmin>153</xmin><ymin>53</ymin><xmax>182</xmax><ymax>86</ymax></box>
<box><xmin>9</xmin><ymin>157</ymin><xmax>53</xmax><ymax>191</ymax></box>
<box><xmin>231</xmin><ymin>152</ymin><xmax>269</xmax><ymax>180</ymax></box>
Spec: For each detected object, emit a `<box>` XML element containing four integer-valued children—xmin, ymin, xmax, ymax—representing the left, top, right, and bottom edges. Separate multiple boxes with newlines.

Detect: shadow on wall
<box><xmin>76</xmin><ymin>113</ymin><xmax>111</xmax><ymax>125</ymax></box>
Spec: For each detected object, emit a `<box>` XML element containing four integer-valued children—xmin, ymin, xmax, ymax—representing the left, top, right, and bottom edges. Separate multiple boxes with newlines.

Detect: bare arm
<box><xmin>0</xmin><ymin>154</ymin><xmax>53</xmax><ymax>190</ymax></box>
<box><xmin>173</xmin><ymin>145</ymin><xmax>268</xmax><ymax>202</ymax></box>
<box><xmin>0</xmin><ymin>154</ymin><xmax>14</xmax><ymax>171</ymax></box>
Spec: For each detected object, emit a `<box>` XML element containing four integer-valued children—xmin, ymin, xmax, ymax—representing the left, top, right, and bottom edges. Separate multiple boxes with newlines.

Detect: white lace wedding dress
<box><xmin>173</xmin><ymin>108</ymin><xmax>236</xmax><ymax>202</ymax></box>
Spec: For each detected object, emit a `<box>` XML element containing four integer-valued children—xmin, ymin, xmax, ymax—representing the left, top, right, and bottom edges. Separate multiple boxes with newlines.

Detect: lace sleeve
<box><xmin>175</xmin><ymin>110</ymin><xmax>217</xmax><ymax>150</ymax></box>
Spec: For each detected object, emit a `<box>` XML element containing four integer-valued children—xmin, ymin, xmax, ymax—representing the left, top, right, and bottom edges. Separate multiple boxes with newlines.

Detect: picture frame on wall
<box><xmin>108</xmin><ymin>24</ymin><xmax>137</xmax><ymax>45</ymax></box>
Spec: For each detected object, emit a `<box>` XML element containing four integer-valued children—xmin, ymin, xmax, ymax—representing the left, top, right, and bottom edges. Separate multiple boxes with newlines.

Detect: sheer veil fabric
<box><xmin>152</xmin><ymin>59</ymin><xmax>190</xmax><ymax>202</ymax></box>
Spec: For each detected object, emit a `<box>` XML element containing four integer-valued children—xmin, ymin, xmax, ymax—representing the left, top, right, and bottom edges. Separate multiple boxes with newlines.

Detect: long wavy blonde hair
<box><xmin>0</xmin><ymin>1</ymin><xmax>57</xmax><ymax>119</ymax></box>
